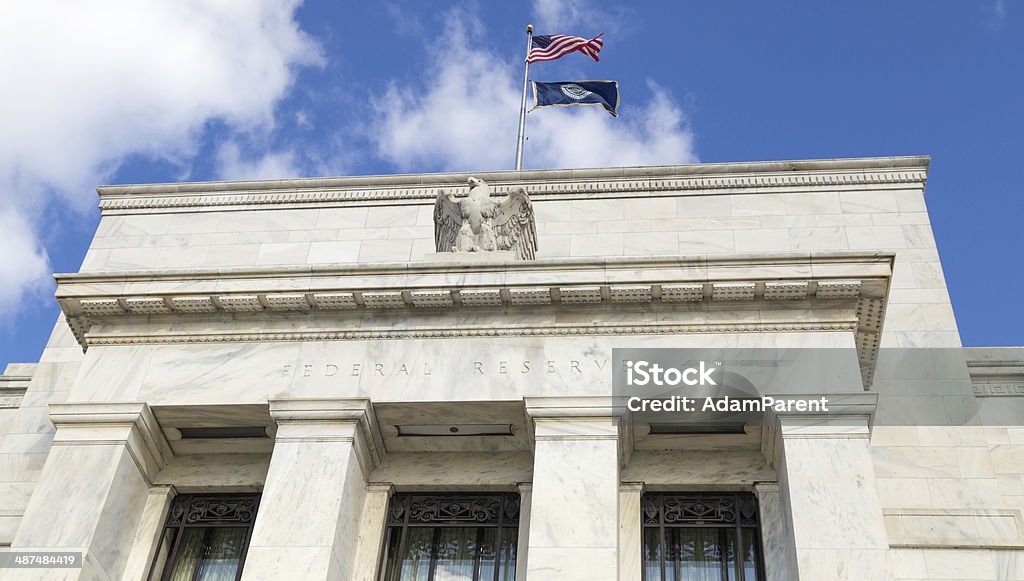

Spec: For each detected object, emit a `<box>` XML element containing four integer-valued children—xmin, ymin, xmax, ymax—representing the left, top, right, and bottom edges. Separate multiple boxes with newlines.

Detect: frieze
<box><xmin>972</xmin><ymin>383</ymin><xmax>1024</xmax><ymax>397</ymax></box>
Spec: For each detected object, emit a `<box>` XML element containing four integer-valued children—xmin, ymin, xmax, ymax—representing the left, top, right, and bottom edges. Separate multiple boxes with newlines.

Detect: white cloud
<box><xmin>533</xmin><ymin>0</ymin><xmax>589</xmax><ymax>31</ymax></box>
<box><xmin>372</xmin><ymin>13</ymin><xmax>520</xmax><ymax>172</ymax></box>
<box><xmin>531</xmin><ymin>0</ymin><xmax>630</xmax><ymax>35</ymax></box>
<box><xmin>0</xmin><ymin>209</ymin><xmax>51</xmax><ymax>318</ymax></box>
<box><xmin>0</xmin><ymin>0</ymin><xmax>321</xmax><ymax>321</ymax></box>
<box><xmin>372</xmin><ymin>11</ymin><xmax>696</xmax><ymax>173</ymax></box>
<box><xmin>528</xmin><ymin>80</ymin><xmax>696</xmax><ymax>168</ymax></box>
<box><xmin>216</xmin><ymin>142</ymin><xmax>301</xmax><ymax>181</ymax></box>
<box><xmin>989</xmin><ymin>0</ymin><xmax>1006</xmax><ymax>30</ymax></box>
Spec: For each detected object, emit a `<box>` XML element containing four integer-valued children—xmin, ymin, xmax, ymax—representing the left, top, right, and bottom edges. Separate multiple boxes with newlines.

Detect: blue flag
<box><xmin>531</xmin><ymin>80</ymin><xmax>619</xmax><ymax>117</ymax></box>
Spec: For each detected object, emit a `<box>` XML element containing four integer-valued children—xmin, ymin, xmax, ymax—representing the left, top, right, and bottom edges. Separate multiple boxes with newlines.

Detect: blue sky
<box><xmin>0</xmin><ymin>0</ymin><xmax>1020</xmax><ymax>368</ymax></box>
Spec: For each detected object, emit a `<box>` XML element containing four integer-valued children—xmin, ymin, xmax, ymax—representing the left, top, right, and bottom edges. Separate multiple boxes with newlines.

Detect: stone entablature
<box><xmin>54</xmin><ymin>253</ymin><xmax>891</xmax><ymax>384</ymax></box>
<box><xmin>95</xmin><ymin>156</ymin><xmax>928</xmax><ymax>214</ymax></box>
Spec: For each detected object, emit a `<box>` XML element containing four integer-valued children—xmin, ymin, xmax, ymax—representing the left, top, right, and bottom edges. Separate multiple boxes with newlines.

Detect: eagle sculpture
<box><xmin>433</xmin><ymin>177</ymin><xmax>537</xmax><ymax>260</ymax></box>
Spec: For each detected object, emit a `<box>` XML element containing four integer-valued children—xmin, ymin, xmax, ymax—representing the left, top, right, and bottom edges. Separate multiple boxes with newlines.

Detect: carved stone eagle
<box><xmin>434</xmin><ymin>177</ymin><xmax>537</xmax><ymax>260</ymax></box>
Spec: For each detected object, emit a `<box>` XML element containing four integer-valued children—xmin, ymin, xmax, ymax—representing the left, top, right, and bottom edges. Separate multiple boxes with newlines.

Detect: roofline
<box><xmin>96</xmin><ymin>155</ymin><xmax>931</xmax><ymax>197</ymax></box>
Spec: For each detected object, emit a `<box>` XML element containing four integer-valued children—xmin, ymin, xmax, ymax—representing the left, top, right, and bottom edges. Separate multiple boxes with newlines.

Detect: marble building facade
<box><xmin>0</xmin><ymin>156</ymin><xmax>1022</xmax><ymax>580</ymax></box>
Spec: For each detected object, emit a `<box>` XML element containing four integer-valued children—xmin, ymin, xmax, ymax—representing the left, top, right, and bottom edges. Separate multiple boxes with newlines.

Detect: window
<box><xmin>380</xmin><ymin>493</ymin><xmax>519</xmax><ymax>581</ymax></box>
<box><xmin>642</xmin><ymin>493</ymin><xmax>764</xmax><ymax>581</ymax></box>
<box><xmin>149</xmin><ymin>494</ymin><xmax>261</xmax><ymax>581</ymax></box>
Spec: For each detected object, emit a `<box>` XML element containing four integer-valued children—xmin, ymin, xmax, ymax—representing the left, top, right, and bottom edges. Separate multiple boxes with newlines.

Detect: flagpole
<box><xmin>514</xmin><ymin>24</ymin><xmax>533</xmax><ymax>171</ymax></box>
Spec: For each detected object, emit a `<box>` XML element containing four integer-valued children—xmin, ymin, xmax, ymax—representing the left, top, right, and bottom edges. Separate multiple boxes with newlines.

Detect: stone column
<box><xmin>241</xmin><ymin>398</ymin><xmax>383</xmax><ymax>581</ymax></box>
<box><xmin>618</xmin><ymin>482</ymin><xmax>644</xmax><ymax>581</ymax></box>
<box><xmin>5</xmin><ymin>402</ymin><xmax>171</xmax><ymax>581</ymax></box>
<box><xmin>351</xmin><ymin>483</ymin><xmax>393</xmax><ymax>581</ymax></box>
<box><xmin>762</xmin><ymin>393</ymin><xmax>889</xmax><ymax>579</ymax></box>
<box><xmin>524</xmin><ymin>396</ymin><xmax>625</xmax><ymax>581</ymax></box>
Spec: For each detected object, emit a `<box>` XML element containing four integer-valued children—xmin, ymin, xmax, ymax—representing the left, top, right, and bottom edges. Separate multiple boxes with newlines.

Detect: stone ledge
<box><xmin>885</xmin><ymin>508</ymin><xmax>1024</xmax><ymax>549</ymax></box>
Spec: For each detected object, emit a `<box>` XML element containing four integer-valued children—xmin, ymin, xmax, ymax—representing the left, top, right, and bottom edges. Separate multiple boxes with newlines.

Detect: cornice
<box><xmin>55</xmin><ymin>253</ymin><xmax>892</xmax><ymax>388</ymax></box>
<box><xmin>95</xmin><ymin>157</ymin><xmax>929</xmax><ymax>213</ymax></box>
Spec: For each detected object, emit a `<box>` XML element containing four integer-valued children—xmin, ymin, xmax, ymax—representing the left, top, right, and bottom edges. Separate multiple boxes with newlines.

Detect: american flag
<box><xmin>526</xmin><ymin>33</ymin><xmax>604</xmax><ymax>63</ymax></box>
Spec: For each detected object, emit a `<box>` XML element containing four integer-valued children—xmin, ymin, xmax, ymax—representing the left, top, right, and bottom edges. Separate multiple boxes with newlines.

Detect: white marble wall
<box><xmin>0</xmin><ymin>318</ymin><xmax>81</xmax><ymax>546</ymax></box>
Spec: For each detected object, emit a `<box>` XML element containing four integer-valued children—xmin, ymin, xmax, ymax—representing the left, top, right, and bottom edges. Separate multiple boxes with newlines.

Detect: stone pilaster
<box><xmin>761</xmin><ymin>393</ymin><xmax>889</xmax><ymax>579</ymax></box>
<box><xmin>351</xmin><ymin>483</ymin><xmax>393</xmax><ymax>581</ymax></box>
<box><xmin>514</xmin><ymin>482</ymin><xmax>532</xmax><ymax>581</ymax></box>
<box><xmin>524</xmin><ymin>396</ymin><xmax>625</xmax><ymax>581</ymax></box>
<box><xmin>618</xmin><ymin>482</ymin><xmax>644</xmax><ymax>581</ymax></box>
<box><xmin>240</xmin><ymin>398</ymin><xmax>383</xmax><ymax>581</ymax></box>
<box><xmin>753</xmin><ymin>482</ymin><xmax>796</xmax><ymax>581</ymax></box>
<box><xmin>122</xmin><ymin>485</ymin><xmax>175</xmax><ymax>581</ymax></box>
<box><xmin>6</xmin><ymin>402</ymin><xmax>171</xmax><ymax>581</ymax></box>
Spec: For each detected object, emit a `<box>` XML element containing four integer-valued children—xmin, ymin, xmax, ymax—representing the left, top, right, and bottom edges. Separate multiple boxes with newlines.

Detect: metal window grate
<box><xmin>641</xmin><ymin>492</ymin><xmax>765</xmax><ymax>581</ymax></box>
<box><xmin>380</xmin><ymin>493</ymin><xmax>520</xmax><ymax>581</ymax></box>
<box><xmin>149</xmin><ymin>493</ymin><xmax>261</xmax><ymax>581</ymax></box>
